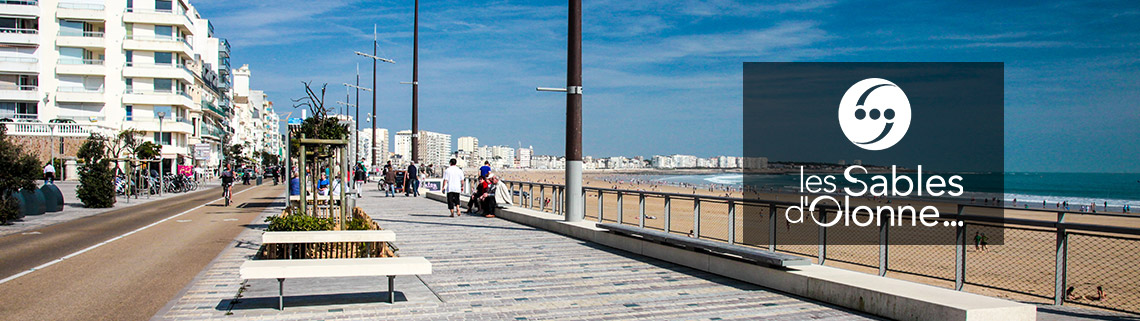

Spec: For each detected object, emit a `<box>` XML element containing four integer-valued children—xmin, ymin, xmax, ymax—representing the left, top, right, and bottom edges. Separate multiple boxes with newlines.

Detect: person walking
<box><xmin>353</xmin><ymin>160</ymin><xmax>367</xmax><ymax>198</ymax></box>
<box><xmin>383</xmin><ymin>162</ymin><xmax>396</xmax><ymax>197</ymax></box>
<box><xmin>405</xmin><ymin>161</ymin><xmax>419</xmax><ymax>197</ymax></box>
<box><xmin>442</xmin><ymin>159</ymin><xmax>465</xmax><ymax>217</ymax></box>
<box><xmin>43</xmin><ymin>161</ymin><xmax>56</xmax><ymax>184</ymax></box>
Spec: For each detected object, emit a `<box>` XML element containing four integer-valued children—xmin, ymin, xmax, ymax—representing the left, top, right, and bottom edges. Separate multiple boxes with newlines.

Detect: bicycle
<box><xmin>223</xmin><ymin>183</ymin><xmax>233</xmax><ymax>206</ymax></box>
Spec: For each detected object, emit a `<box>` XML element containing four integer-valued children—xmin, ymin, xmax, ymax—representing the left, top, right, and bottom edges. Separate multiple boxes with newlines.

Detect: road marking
<box><xmin>223</xmin><ymin>218</ymin><xmax>238</xmax><ymax>221</ymax></box>
<box><xmin>176</xmin><ymin>220</ymin><xmax>192</xmax><ymax>223</ymax></box>
<box><xmin>20</xmin><ymin>231</ymin><xmax>42</xmax><ymax>235</ymax></box>
<box><xmin>0</xmin><ymin>187</ymin><xmax>260</xmax><ymax>286</ymax></box>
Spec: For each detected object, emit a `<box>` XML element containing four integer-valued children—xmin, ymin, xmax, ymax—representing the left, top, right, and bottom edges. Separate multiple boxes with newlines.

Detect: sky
<box><xmin>191</xmin><ymin>0</ymin><xmax>1140</xmax><ymax>173</ymax></box>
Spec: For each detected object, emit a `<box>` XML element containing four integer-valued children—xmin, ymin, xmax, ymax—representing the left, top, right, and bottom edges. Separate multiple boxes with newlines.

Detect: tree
<box><xmin>135</xmin><ymin>141</ymin><xmax>162</xmax><ymax>160</ymax></box>
<box><xmin>77</xmin><ymin>134</ymin><xmax>115</xmax><ymax>208</ymax></box>
<box><xmin>260</xmin><ymin>151</ymin><xmax>279</xmax><ymax>167</ymax></box>
<box><xmin>0</xmin><ymin>125</ymin><xmax>39</xmax><ymax>224</ymax></box>
<box><xmin>289</xmin><ymin>82</ymin><xmax>349</xmax><ymax>162</ymax></box>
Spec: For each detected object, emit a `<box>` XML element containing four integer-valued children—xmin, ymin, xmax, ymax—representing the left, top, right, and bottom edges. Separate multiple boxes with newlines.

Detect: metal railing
<box><xmin>0</xmin><ymin>84</ymin><xmax>37</xmax><ymax>91</ymax></box>
<box><xmin>0</xmin><ymin>56</ymin><xmax>36</xmax><ymax>63</ymax></box>
<box><xmin>58</xmin><ymin>57</ymin><xmax>104</xmax><ymax>65</ymax></box>
<box><xmin>124</xmin><ymin>34</ymin><xmax>192</xmax><ymax>49</ymax></box>
<box><xmin>57</xmin><ymin>86</ymin><xmax>104</xmax><ymax>93</ymax></box>
<box><xmin>58</xmin><ymin>30</ymin><xmax>105</xmax><ymax>37</ymax></box>
<box><xmin>495</xmin><ymin>178</ymin><xmax>1140</xmax><ymax>315</ymax></box>
<box><xmin>0</xmin><ymin>0</ymin><xmax>38</xmax><ymax>5</ymax></box>
<box><xmin>0</xmin><ymin>27</ymin><xmax>37</xmax><ymax>34</ymax></box>
<box><xmin>58</xmin><ymin>2</ymin><xmax>103</xmax><ymax>9</ymax></box>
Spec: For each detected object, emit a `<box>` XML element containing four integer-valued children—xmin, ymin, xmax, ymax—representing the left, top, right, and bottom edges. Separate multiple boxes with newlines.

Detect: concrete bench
<box><xmin>598</xmin><ymin>223</ymin><xmax>811</xmax><ymax>268</ymax></box>
<box><xmin>240</xmin><ymin>230</ymin><xmax>431</xmax><ymax>310</ymax></box>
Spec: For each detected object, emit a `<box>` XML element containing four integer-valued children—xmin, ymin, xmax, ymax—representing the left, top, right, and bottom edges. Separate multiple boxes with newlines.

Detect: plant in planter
<box><xmin>0</xmin><ymin>125</ymin><xmax>39</xmax><ymax>224</ymax></box>
<box><xmin>77</xmin><ymin>134</ymin><xmax>115</xmax><ymax>208</ymax></box>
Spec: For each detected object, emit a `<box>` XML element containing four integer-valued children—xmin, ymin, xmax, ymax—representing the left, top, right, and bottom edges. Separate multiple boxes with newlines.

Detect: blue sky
<box><xmin>192</xmin><ymin>0</ymin><xmax>1140</xmax><ymax>173</ymax></box>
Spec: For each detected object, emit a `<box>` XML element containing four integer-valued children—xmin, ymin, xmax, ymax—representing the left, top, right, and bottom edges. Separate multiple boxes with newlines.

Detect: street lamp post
<box><xmin>412</xmin><ymin>0</ymin><xmax>419</xmax><ymax>164</ymax></box>
<box><xmin>536</xmin><ymin>0</ymin><xmax>583</xmax><ymax>222</ymax></box>
<box><xmin>157</xmin><ymin>111</ymin><xmax>166</xmax><ymax>196</ymax></box>
<box><xmin>355</xmin><ymin>33</ymin><xmax>394</xmax><ymax>168</ymax></box>
<box><xmin>343</xmin><ymin>82</ymin><xmax>372</xmax><ymax>165</ymax></box>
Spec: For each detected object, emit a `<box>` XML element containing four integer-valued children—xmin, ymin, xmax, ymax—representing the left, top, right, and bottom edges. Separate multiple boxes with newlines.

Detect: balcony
<box><xmin>0</xmin><ymin>84</ymin><xmax>38</xmax><ymax>101</ymax></box>
<box><xmin>128</xmin><ymin>118</ymin><xmax>194</xmax><ymax>136</ymax></box>
<box><xmin>56</xmin><ymin>58</ymin><xmax>105</xmax><ymax>75</ymax></box>
<box><xmin>201</xmin><ymin>123</ymin><xmax>226</xmax><ymax>140</ymax></box>
<box><xmin>123</xmin><ymin>62</ymin><xmax>193</xmax><ymax>83</ymax></box>
<box><xmin>0</xmin><ymin>56</ymin><xmax>37</xmax><ymax>73</ymax></box>
<box><xmin>0</xmin><ymin>121</ymin><xmax>118</xmax><ymax>138</ymax></box>
<box><xmin>0</xmin><ymin>1</ymin><xmax>38</xmax><ymax>17</ymax></box>
<box><xmin>55</xmin><ymin>86</ymin><xmax>104</xmax><ymax>103</ymax></box>
<box><xmin>202</xmin><ymin>99</ymin><xmax>228</xmax><ymax>117</ymax></box>
<box><xmin>0</xmin><ymin>28</ymin><xmax>38</xmax><ymax>45</ymax></box>
<box><xmin>123</xmin><ymin>35</ymin><xmax>193</xmax><ymax>58</ymax></box>
<box><xmin>122</xmin><ymin>89</ymin><xmax>194</xmax><ymax>108</ymax></box>
<box><xmin>57</xmin><ymin>2</ymin><xmax>104</xmax><ymax>20</ymax></box>
<box><xmin>56</xmin><ymin>30</ymin><xmax>105</xmax><ymax>48</ymax></box>
<box><xmin>122</xmin><ymin>8</ymin><xmax>194</xmax><ymax>35</ymax></box>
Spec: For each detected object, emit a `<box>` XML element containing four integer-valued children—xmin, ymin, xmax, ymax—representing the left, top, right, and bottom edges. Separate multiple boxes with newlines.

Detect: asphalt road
<box><xmin>0</xmin><ymin>183</ymin><xmax>285</xmax><ymax>321</ymax></box>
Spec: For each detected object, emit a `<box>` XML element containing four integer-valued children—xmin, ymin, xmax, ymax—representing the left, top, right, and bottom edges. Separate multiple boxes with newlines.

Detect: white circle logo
<box><xmin>838</xmin><ymin>78</ymin><xmax>911</xmax><ymax>151</ymax></box>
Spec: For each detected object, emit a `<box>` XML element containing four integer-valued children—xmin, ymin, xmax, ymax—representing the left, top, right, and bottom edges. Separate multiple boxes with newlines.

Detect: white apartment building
<box><xmin>228</xmin><ymin>64</ymin><xmax>280</xmax><ymax>165</ymax></box>
<box><xmin>456</xmin><ymin>136</ymin><xmax>477</xmax><ymax>153</ymax></box>
<box><xmin>516</xmin><ymin>146</ymin><xmax>531</xmax><ymax>168</ymax></box>
<box><xmin>0</xmin><ymin>0</ymin><xmax>262</xmax><ymax>172</ymax></box>
<box><xmin>358</xmin><ymin>127</ymin><xmax>388</xmax><ymax>167</ymax></box>
<box><xmin>394</xmin><ymin>129</ymin><xmax>451</xmax><ymax>167</ymax></box>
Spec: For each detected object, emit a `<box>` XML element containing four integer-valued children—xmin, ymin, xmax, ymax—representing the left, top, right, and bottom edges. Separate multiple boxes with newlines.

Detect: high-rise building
<box><xmin>358</xmin><ymin>128</ymin><xmax>388</xmax><ymax>167</ymax></box>
<box><xmin>457</xmin><ymin>136</ymin><xmax>478</xmax><ymax>153</ymax></box>
<box><xmin>0</xmin><ymin>0</ymin><xmax>269</xmax><ymax>172</ymax></box>
<box><xmin>516</xmin><ymin>146</ymin><xmax>531</xmax><ymax>168</ymax></box>
<box><xmin>395</xmin><ymin>129</ymin><xmax>450</xmax><ymax>167</ymax></box>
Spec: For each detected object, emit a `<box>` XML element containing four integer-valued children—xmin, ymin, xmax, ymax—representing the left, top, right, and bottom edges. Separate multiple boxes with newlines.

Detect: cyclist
<box><xmin>220</xmin><ymin>164</ymin><xmax>235</xmax><ymax>206</ymax></box>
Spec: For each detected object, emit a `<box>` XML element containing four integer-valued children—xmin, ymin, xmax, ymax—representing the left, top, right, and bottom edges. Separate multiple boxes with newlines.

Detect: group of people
<box><xmin>378</xmin><ymin>160</ymin><xmax>424</xmax><ymax>197</ymax></box>
<box><xmin>443</xmin><ymin>161</ymin><xmax>499</xmax><ymax>218</ymax></box>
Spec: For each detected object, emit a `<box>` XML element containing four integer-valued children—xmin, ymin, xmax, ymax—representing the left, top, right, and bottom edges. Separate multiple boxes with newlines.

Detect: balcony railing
<box><xmin>124</xmin><ymin>34</ymin><xmax>192</xmax><ymax>49</ymax></box>
<box><xmin>125</xmin><ymin>61</ymin><xmax>186</xmax><ymax>69</ymax></box>
<box><xmin>58</xmin><ymin>2</ymin><xmax>103</xmax><ymax>10</ymax></box>
<box><xmin>0</xmin><ymin>84</ymin><xmax>37</xmax><ymax>91</ymax></box>
<box><xmin>0</xmin><ymin>56</ymin><xmax>37</xmax><ymax>63</ymax></box>
<box><xmin>0</xmin><ymin>27</ymin><xmax>37</xmax><ymax>34</ymax></box>
<box><xmin>58</xmin><ymin>30</ymin><xmax>105</xmax><ymax>37</ymax></box>
<box><xmin>57</xmin><ymin>86</ymin><xmax>104</xmax><ymax>93</ymax></box>
<box><xmin>0</xmin><ymin>121</ymin><xmax>115</xmax><ymax>137</ymax></box>
<box><xmin>124</xmin><ymin>8</ymin><xmax>194</xmax><ymax>29</ymax></box>
<box><xmin>125</xmin><ymin>89</ymin><xmax>192</xmax><ymax>99</ymax></box>
<box><xmin>0</xmin><ymin>0</ymin><xmax>37</xmax><ymax>5</ymax></box>
<box><xmin>58</xmin><ymin>58</ymin><xmax>104</xmax><ymax>65</ymax></box>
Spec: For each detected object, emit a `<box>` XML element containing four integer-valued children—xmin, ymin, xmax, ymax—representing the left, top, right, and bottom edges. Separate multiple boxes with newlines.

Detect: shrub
<box><xmin>265</xmin><ymin>212</ymin><xmax>335</xmax><ymax>231</ymax></box>
<box><xmin>0</xmin><ymin>125</ymin><xmax>40</xmax><ymax>223</ymax></box>
<box><xmin>344</xmin><ymin>217</ymin><xmax>372</xmax><ymax>230</ymax></box>
<box><xmin>77</xmin><ymin>134</ymin><xmax>115</xmax><ymax>208</ymax></box>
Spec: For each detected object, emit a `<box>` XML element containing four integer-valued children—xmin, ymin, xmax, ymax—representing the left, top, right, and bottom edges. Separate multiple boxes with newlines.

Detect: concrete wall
<box><xmin>425</xmin><ymin>191</ymin><xmax>1036</xmax><ymax>321</ymax></box>
<box><xmin>10</xmin><ymin>135</ymin><xmax>87</xmax><ymax>164</ymax></box>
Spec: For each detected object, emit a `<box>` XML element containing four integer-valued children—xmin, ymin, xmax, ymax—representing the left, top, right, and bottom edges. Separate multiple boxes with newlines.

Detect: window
<box><xmin>155</xmin><ymin>25</ymin><xmax>173</xmax><ymax>40</ymax></box>
<box><xmin>154</xmin><ymin>132</ymin><xmax>171</xmax><ymax>145</ymax></box>
<box><xmin>125</xmin><ymin>50</ymin><xmax>132</xmax><ymax>65</ymax></box>
<box><xmin>155</xmin><ymin>0</ymin><xmax>173</xmax><ymax>11</ymax></box>
<box><xmin>59</xmin><ymin>47</ymin><xmax>84</xmax><ymax>64</ymax></box>
<box><xmin>60</xmin><ymin>20</ymin><xmax>84</xmax><ymax>37</ymax></box>
<box><xmin>126</xmin><ymin>0</ymin><xmax>133</xmax><ymax>11</ymax></box>
<box><xmin>125</xmin><ymin>23</ymin><xmax>133</xmax><ymax>38</ymax></box>
<box><xmin>125</xmin><ymin>105</ymin><xmax>133</xmax><ymax>121</ymax></box>
<box><xmin>154</xmin><ymin>78</ymin><xmax>173</xmax><ymax>93</ymax></box>
<box><xmin>154</xmin><ymin>52</ymin><xmax>173</xmax><ymax>65</ymax></box>
<box><xmin>125</xmin><ymin>78</ymin><xmax>133</xmax><ymax>93</ymax></box>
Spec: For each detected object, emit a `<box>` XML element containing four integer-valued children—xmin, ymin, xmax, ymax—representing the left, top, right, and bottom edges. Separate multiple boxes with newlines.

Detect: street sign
<box><xmin>193</xmin><ymin>144</ymin><xmax>211</xmax><ymax>160</ymax></box>
<box><xmin>288</xmin><ymin>118</ymin><xmax>303</xmax><ymax>126</ymax></box>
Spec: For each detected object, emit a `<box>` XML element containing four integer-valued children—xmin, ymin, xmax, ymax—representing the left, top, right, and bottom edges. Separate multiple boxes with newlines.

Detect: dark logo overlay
<box><xmin>742</xmin><ymin>63</ymin><xmax>1005</xmax><ymax>246</ymax></box>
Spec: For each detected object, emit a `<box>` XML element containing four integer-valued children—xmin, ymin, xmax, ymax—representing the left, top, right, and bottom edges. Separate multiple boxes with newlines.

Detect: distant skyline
<box><xmin>193</xmin><ymin>0</ymin><xmax>1140</xmax><ymax>173</ymax></box>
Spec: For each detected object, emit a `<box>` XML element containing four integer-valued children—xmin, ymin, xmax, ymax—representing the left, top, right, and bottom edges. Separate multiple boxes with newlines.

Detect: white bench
<box><xmin>239</xmin><ymin>230</ymin><xmax>431</xmax><ymax>310</ymax></box>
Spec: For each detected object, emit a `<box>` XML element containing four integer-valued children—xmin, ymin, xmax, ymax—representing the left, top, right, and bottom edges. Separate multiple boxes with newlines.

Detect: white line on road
<box><xmin>0</xmin><ymin>187</ymin><xmax>260</xmax><ymax>285</ymax></box>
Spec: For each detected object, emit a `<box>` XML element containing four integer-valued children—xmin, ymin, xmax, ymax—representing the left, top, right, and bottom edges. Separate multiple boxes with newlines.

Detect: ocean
<box><xmin>642</xmin><ymin>172</ymin><xmax>1140</xmax><ymax>208</ymax></box>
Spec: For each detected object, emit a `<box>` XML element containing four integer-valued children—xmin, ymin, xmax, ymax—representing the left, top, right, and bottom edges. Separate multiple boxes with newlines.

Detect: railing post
<box><xmin>728</xmin><ymin>200</ymin><xmax>736</xmax><ymax>245</ymax></box>
<box><xmin>768</xmin><ymin>204</ymin><xmax>777</xmax><ymax>252</ymax></box>
<box><xmin>529</xmin><ymin>184</ymin><xmax>534</xmax><ymax>209</ymax></box>
<box><xmin>693</xmin><ymin>197</ymin><xmax>701</xmax><ymax>238</ymax></box>
<box><xmin>881</xmin><ymin>212</ymin><xmax>891</xmax><ymax>277</ymax></box>
<box><xmin>638</xmin><ymin>193</ymin><xmax>646</xmax><ymax>228</ymax></box>
<box><xmin>818</xmin><ymin>209</ymin><xmax>826</xmax><ymax>265</ymax></box>
<box><xmin>1055</xmin><ymin>211</ymin><xmax>1068</xmax><ymax>306</ymax></box>
<box><xmin>954</xmin><ymin>204</ymin><xmax>964</xmax><ymax>287</ymax></box>
<box><xmin>540</xmin><ymin>185</ymin><xmax>545</xmax><ymax>212</ymax></box>
<box><xmin>597</xmin><ymin>190</ymin><xmax>604</xmax><ymax>223</ymax></box>
<box><xmin>616</xmin><ymin>192</ymin><xmax>623</xmax><ymax>224</ymax></box>
<box><xmin>664</xmin><ymin>195</ymin><xmax>671</xmax><ymax>233</ymax></box>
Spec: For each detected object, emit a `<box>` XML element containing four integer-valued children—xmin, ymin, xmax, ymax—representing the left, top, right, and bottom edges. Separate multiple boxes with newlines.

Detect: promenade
<box><xmin>155</xmin><ymin>190</ymin><xmax>874</xmax><ymax>320</ymax></box>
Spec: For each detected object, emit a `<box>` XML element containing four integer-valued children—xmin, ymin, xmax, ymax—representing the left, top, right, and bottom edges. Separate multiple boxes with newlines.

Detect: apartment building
<box><xmin>394</xmin><ymin>129</ymin><xmax>450</xmax><ymax>168</ymax></box>
<box><xmin>0</xmin><ymin>0</ymin><xmax>278</xmax><ymax>171</ymax></box>
<box><xmin>358</xmin><ymin>127</ymin><xmax>388</xmax><ymax>167</ymax></box>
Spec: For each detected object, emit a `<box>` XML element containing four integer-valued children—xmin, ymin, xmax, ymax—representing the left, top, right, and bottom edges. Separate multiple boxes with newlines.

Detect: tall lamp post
<box><xmin>157</xmin><ymin>111</ymin><xmax>166</xmax><ymax>196</ymax></box>
<box><xmin>412</xmin><ymin>0</ymin><xmax>419</xmax><ymax>164</ymax></box>
<box><xmin>343</xmin><ymin>82</ymin><xmax>372</xmax><ymax>164</ymax></box>
<box><xmin>536</xmin><ymin>0</ymin><xmax>583</xmax><ymax>222</ymax></box>
<box><xmin>355</xmin><ymin>44</ymin><xmax>394</xmax><ymax>169</ymax></box>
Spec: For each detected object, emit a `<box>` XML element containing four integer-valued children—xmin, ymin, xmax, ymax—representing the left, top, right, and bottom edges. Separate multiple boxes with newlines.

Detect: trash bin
<box><xmin>40</xmin><ymin>184</ymin><xmax>64</xmax><ymax>212</ymax></box>
<box><xmin>257</xmin><ymin>176</ymin><xmax>263</xmax><ymax>185</ymax></box>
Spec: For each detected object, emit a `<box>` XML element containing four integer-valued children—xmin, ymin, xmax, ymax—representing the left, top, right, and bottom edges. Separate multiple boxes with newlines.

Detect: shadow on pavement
<box><xmin>221</xmin><ymin>291</ymin><xmax>405</xmax><ymax>311</ymax></box>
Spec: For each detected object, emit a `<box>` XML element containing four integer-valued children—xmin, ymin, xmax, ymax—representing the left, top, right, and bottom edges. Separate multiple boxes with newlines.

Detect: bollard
<box><xmin>40</xmin><ymin>184</ymin><xmax>64</xmax><ymax>212</ymax></box>
<box><xmin>10</xmin><ymin>192</ymin><xmax>26</xmax><ymax>219</ymax></box>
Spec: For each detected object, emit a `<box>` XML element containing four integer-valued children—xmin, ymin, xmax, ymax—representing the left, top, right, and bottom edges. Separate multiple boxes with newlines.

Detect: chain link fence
<box><xmin>965</xmin><ymin>223</ymin><xmax>1055</xmax><ymax>300</ymax></box>
<box><xmin>1067</xmin><ymin>232</ymin><xmax>1140</xmax><ymax>314</ymax></box>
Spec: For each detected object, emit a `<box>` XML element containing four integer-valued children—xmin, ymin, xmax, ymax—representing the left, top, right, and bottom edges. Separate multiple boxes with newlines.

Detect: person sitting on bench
<box><xmin>479</xmin><ymin>175</ymin><xmax>499</xmax><ymax>218</ymax></box>
<box><xmin>467</xmin><ymin>176</ymin><xmax>488</xmax><ymax>215</ymax></box>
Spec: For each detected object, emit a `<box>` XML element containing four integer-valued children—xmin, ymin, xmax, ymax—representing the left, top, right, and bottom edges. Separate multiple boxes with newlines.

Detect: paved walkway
<box><xmin>0</xmin><ymin>180</ymin><xmax>220</xmax><ymax>237</ymax></box>
<box><xmin>156</xmin><ymin>190</ymin><xmax>874</xmax><ymax>320</ymax></box>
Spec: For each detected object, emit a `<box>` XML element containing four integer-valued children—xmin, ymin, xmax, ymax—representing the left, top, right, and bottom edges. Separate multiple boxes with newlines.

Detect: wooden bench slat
<box><xmin>262</xmin><ymin>230</ymin><xmax>396</xmax><ymax>244</ymax></box>
<box><xmin>598</xmin><ymin>223</ymin><xmax>811</xmax><ymax>267</ymax></box>
<box><xmin>240</xmin><ymin>257</ymin><xmax>431</xmax><ymax>279</ymax></box>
